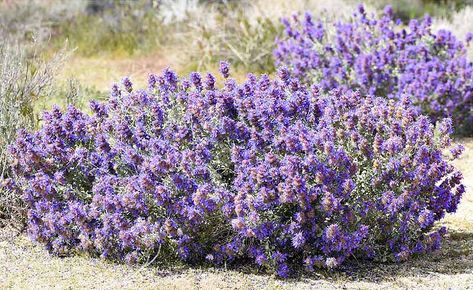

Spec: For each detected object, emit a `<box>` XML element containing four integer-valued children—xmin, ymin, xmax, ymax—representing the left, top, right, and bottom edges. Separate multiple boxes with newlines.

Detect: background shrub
<box><xmin>51</xmin><ymin>1</ymin><xmax>166</xmax><ymax>57</ymax></box>
<box><xmin>8</xmin><ymin>66</ymin><xmax>465</xmax><ymax>276</ymax></box>
<box><xmin>366</xmin><ymin>0</ymin><xmax>473</xmax><ymax>21</ymax></box>
<box><xmin>179</xmin><ymin>4</ymin><xmax>281</xmax><ymax>73</ymax></box>
<box><xmin>274</xmin><ymin>5</ymin><xmax>473</xmax><ymax>134</ymax></box>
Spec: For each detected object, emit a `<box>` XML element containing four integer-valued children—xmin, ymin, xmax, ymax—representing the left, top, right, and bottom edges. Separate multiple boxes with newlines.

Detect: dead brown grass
<box><xmin>1</xmin><ymin>139</ymin><xmax>472</xmax><ymax>290</ymax></box>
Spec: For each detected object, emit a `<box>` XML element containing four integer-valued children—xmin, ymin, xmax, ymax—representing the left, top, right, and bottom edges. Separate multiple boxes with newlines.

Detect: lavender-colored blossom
<box><xmin>219</xmin><ymin>61</ymin><xmax>230</xmax><ymax>79</ymax></box>
<box><xmin>275</xmin><ymin>4</ymin><xmax>473</xmax><ymax>134</ymax></box>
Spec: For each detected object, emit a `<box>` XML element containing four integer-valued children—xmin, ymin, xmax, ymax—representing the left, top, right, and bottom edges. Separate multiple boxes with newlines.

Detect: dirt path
<box><xmin>1</xmin><ymin>139</ymin><xmax>472</xmax><ymax>290</ymax></box>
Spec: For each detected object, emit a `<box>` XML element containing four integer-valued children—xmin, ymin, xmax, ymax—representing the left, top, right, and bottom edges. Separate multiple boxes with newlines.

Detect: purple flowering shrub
<box><xmin>211</xmin><ymin>69</ymin><xmax>465</xmax><ymax>276</ymax></box>
<box><xmin>8</xmin><ymin>65</ymin><xmax>465</xmax><ymax>277</ymax></box>
<box><xmin>274</xmin><ymin>5</ymin><xmax>473</xmax><ymax>134</ymax></box>
<box><xmin>8</xmin><ymin>70</ymin><xmax>234</xmax><ymax>263</ymax></box>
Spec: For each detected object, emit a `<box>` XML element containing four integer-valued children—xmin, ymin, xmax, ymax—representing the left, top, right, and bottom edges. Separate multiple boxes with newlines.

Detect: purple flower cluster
<box><xmin>9</xmin><ymin>69</ymin><xmax>233</xmax><ymax>263</ymax></box>
<box><xmin>274</xmin><ymin>5</ymin><xmax>473</xmax><ymax>134</ymax></box>
<box><xmin>9</xmin><ymin>65</ymin><xmax>464</xmax><ymax>277</ymax></box>
<box><xmin>212</xmin><ymin>70</ymin><xmax>464</xmax><ymax>275</ymax></box>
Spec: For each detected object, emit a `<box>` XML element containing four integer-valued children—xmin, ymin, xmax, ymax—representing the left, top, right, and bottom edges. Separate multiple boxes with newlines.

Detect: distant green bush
<box><xmin>367</xmin><ymin>0</ymin><xmax>473</xmax><ymax>21</ymax></box>
<box><xmin>51</xmin><ymin>2</ymin><xmax>166</xmax><ymax>56</ymax></box>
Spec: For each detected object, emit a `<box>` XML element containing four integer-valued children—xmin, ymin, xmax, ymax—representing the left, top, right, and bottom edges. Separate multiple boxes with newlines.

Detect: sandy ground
<box><xmin>0</xmin><ymin>139</ymin><xmax>472</xmax><ymax>290</ymax></box>
<box><xmin>60</xmin><ymin>53</ymin><xmax>170</xmax><ymax>91</ymax></box>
